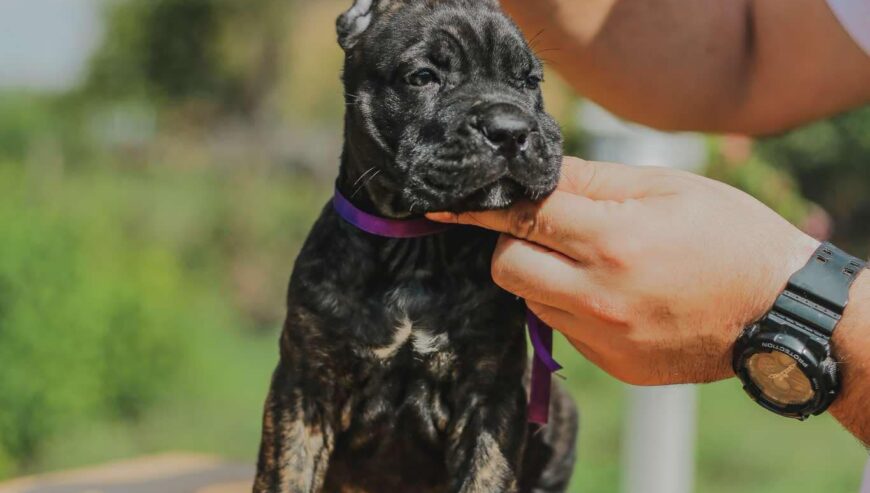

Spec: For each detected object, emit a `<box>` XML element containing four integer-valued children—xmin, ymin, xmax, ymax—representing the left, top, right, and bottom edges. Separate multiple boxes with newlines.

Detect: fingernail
<box><xmin>426</xmin><ymin>212</ymin><xmax>456</xmax><ymax>222</ymax></box>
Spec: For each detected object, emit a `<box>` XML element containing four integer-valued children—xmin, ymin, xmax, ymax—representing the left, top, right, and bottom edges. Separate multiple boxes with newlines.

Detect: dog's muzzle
<box><xmin>471</xmin><ymin>103</ymin><xmax>537</xmax><ymax>156</ymax></box>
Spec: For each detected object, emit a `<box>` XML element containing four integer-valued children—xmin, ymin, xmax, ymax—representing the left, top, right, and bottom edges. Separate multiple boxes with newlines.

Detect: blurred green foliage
<box><xmin>85</xmin><ymin>0</ymin><xmax>292</xmax><ymax>118</ymax></box>
<box><xmin>757</xmin><ymin>107</ymin><xmax>870</xmax><ymax>257</ymax></box>
<box><xmin>85</xmin><ymin>0</ymin><xmax>221</xmax><ymax>101</ymax></box>
<box><xmin>0</xmin><ymin>94</ymin><xmax>93</xmax><ymax>165</ymax></box>
<box><xmin>0</xmin><ymin>162</ymin><xmax>188</xmax><ymax>465</ymax></box>
<box><xmin>706</xmin><ymin>106</ymin><xmax>870</xmax><ymax>261</ymax></box>
<box><xmin>706</xmin><ymin>148</ymin><xmax>812</xmax><ymax>226</ymax></box>
<box><xmin>0</xmin><ymin>161</ymin><xmax>326</xmax><ymax>476</ymax></box>
<box><xmin>0</xmin><ymin>90</ymin><xmax>327</xmax><ymax>476</ymax></box>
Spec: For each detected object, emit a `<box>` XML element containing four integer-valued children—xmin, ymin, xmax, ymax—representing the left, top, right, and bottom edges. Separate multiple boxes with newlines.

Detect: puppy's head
<box><xmin>337</xmin><ymin>0</ymin><xmax>562</xmax><ymax>217</ymax></box>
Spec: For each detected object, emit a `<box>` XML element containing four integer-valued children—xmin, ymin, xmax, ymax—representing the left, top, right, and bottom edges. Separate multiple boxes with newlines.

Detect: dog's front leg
<box><xmin>253</xmin><ymin>364</ymin><xmax>334</xmax><ymax>493</ymax></box>
<box><xmin>446</xmin><ymin>386</ymin><xmax>527</xmax><ymax>493</ymax></box>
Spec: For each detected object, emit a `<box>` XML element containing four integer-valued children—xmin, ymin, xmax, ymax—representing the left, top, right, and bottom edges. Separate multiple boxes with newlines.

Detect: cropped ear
<box><xmin>336</xmin><ymin>0</ymin><xmax>376</xmax><ymax>50</ymax></box>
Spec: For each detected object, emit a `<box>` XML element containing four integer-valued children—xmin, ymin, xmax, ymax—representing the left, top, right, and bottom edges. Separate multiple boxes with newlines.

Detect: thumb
<box><xmin>558</xmin><ymin>156</ymin><xmax>673</xmax><ymax>200</ymax></box>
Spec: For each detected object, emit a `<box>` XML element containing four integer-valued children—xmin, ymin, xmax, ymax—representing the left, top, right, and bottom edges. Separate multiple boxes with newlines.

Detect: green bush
<box><xmin>0</xmin><ymin>95</ymin><xmax>53</xmax><ymax>162</ymax></box>
<box><xmin>0</xmin><ymin>164</ymin><xmax>190</xmax><ymax>470</ymax></box>
<box><xmin>0</xmin><ymin>153</ymin><xmax>329</xmax><ymax>477</ymax></box>
<box><xmin>705</xmin><ymin>152</ymin><xmax>811</xmax><ymax>226</ymax></box>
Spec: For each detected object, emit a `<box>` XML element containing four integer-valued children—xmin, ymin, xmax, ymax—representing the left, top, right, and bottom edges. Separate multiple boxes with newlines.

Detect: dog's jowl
<box><xmin>253</xmin><ymin>1</ymin><xmax>578</xmax><ymax>492</ymax></box>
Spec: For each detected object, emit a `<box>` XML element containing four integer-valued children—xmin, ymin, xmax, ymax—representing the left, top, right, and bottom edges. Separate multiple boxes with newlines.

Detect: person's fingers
<box><xmin>525</xmin><ymin>294</ymin><xmax>621</xmax><ymax>344</ymax></box>
<box><xmin>426</xmin><ymin>157</ymin><xmax>676</xmax><ymax>251</ymax></box>
<box><xmin>557</xmin><ymin>156</ymin><xmax>675</xmax><ymax>200</ymax></box>
<box><xmin>489</xmin><ymin>236</ymin><xmax>591</xmax><ymax>306</ymax></box>
<box><xmin>427</xmin><ymin>190</ymin><xmax>605</xmax><ymax>257</ymax></box>
<box><xmin>493</xmin><ymin>235</ymin><xmax>635</xmax><ymax>324</ymax></box>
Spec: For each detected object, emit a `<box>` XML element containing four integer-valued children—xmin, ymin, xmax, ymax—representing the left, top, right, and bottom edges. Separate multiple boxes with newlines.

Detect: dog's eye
<box><xmin>524</xmin><ymin>75</ymin><xmax>543</xmax><ymax>90</ymax></box>
<box><xmin>406</xmin><ymin>69</ymin><xmax>439</xmax><ymax>87</ymax></box>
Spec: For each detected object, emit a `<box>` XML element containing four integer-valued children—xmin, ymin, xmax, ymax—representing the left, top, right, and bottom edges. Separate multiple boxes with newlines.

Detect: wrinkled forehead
<box><xmin>361</xmin><ymin>3</ymin><xmax>539</xmax><ymax>76</ymax></box>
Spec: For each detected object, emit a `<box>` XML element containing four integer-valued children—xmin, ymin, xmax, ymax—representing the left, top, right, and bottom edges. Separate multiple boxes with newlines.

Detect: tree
<box><xmin>84</xmin><ymin>0</ymin><xmax>292</xmax><ymax>119</ymax></box>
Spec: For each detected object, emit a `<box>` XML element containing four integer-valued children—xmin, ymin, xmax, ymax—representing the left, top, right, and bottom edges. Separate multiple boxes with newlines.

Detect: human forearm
<box><xmin>830</xmin><ymin>272</ymin><xmax>870</xmax><ymax>445</ymax></box>
<box><xmin>501</xmin><ymin>0</ymin><xmax>752</xmax><ymax>131</ymax></box>
<box><xmin>502</xmin><ymin>0</ymin><xmax>870</xmax><ymax>134</ymax></box>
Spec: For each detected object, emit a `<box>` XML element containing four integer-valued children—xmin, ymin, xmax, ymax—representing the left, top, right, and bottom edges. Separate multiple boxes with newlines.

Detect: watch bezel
<box><xmin>733</xmin><ymin>321</ymin><xmax>839</xmax><ymax>420</ymax></box>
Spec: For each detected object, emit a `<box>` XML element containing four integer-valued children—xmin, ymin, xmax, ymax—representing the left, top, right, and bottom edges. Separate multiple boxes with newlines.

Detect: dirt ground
<box><xmin>0</xmin><ymin>454</ymin><xmax>252</xmax><ymax>493</ymax></box>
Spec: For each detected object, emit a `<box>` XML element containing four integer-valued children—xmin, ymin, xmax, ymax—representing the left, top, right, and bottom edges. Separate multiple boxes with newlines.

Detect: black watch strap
<box><xmin>772</xmin><ymin>242</ymin><xmax>867</xmax><ymax>336</ymax></box>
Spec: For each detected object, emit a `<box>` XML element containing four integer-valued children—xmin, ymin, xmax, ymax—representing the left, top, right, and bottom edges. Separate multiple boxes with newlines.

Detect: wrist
<box><xmin>829</xmin><ymin>269</ymin><xmax>870</xmax><ymax>444</ymax></box>
<box><xmin>732</xmin><ymin>240</ymin><xmax>865</xmax><ymax>421</ymax></box>
<box><xmin>744</xmin><ymin>232</ymin><xmax>819</xmax><ymax>330</ymax></box>
<box><xmin>715</xmin><ymin>233</ymin><xmax>818</xmax><ymax>381</ymax></box>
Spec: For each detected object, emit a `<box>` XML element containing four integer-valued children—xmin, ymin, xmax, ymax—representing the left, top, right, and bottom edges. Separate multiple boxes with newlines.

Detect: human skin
<box><xmin>428</xmin><ymin>157</ymin><xmax>870</xmax><ymax>444</ymax></box>
<box><xmin>500</xmin><ymin>0</ymin><xmax>870</xmax><ymax>134</ymax></box>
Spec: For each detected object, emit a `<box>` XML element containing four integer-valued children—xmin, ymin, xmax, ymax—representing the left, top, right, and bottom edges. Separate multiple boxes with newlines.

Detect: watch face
<box><xmin>746</xmin><ymin>350</ymin><xmax>815</xmax><ymax>406</ymax></box>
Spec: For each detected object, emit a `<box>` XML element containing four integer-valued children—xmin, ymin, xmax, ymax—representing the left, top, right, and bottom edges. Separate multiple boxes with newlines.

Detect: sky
<box><xmin>0</xmin><ymin>0</ymin><xmax>102</xmax><ymax>91</ymax></box>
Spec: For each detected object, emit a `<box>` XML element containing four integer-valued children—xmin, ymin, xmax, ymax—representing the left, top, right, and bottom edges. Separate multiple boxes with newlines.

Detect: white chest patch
<box><xmin>411</xmin><ymin>327</ymin><xmax>449</xmax><ymax>355</ymax></box>
<box><xmin>371</xmin><ymin>315</ymin><xmax>413</xmax><ymax>360</ymax></box>
<box><xmin>370</xmin><ymin>314</ymin><xmax>450</xmax><ymax>360</ymax></box>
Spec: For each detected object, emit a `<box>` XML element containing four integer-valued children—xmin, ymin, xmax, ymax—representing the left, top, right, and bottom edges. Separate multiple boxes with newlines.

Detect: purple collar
<box><xmin>333</xmin><ymin>188</ymin><xmax>453</xmax><ymax>238</ymax></box>
<box><xmin>332</xmin><ymin>187</ymin><xmax>561</xmax><ymax>424</ymax></box>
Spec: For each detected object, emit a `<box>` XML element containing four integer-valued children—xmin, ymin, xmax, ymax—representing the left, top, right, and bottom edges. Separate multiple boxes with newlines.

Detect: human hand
<box><xmin>428</xmin><ymin>157</ymin><xmax>820</xmax><ymax>385</ymax></box>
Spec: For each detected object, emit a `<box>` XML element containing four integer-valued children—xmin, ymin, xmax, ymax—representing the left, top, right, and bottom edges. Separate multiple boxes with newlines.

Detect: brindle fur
<box><xmin>254</xmin><ymin>1</ymin><xmax>578</xmax><ymax>491</ymax></box>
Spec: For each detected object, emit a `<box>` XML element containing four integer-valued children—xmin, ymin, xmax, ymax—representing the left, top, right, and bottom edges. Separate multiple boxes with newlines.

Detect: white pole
<box><xmin>861</xmin><ymin>460</ymin><xmax>870</xmax><ymax>493</ymax></box>
<box><xmin>578</xmin><ymin>102</ymin><xmax>704</xmax><ymax>493</ymax></box>
<box><xmin>623</xmin><ymin>385</ymin><xmax>697</xmax><ymax>493</ymax></box>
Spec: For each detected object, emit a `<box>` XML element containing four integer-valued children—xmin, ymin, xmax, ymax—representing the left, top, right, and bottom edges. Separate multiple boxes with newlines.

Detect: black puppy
<box><xmin>254</xmin><ymin>1</ymin><xmax>578</xmax><ymax>492</ymax></box>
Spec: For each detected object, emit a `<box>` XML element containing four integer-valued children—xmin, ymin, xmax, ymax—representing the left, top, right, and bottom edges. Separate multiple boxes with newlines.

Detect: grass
<box><xmin>34</xmin><ymin>331</ymin><xmax>866</xmax><ymax>492</ymax></box>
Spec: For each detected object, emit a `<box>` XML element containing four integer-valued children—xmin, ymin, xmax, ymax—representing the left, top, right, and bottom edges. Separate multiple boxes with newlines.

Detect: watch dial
<box><xmin>746</xmin><ymin>350</ymin><xmax>815</xmax><ymax>406</ymax></box>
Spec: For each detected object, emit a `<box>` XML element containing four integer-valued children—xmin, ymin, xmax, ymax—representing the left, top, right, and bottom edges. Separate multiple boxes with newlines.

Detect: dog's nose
<box><xmin>476</xmin><ymin>103</ymin><xmax>535</xmax><ymax>156</ymax></box>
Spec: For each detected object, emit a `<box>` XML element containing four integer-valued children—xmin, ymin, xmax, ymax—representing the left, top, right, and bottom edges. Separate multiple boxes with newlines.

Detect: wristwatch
<box><xmin>733</xmin><ymin>242</ymin><xmax>867</xmax><ymax>420</ymax></box>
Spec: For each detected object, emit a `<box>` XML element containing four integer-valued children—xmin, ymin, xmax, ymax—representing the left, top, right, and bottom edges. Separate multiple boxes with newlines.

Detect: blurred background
<box><xmin>0</xmin><ymin>0</ymin><xmax>868</xmax><ymax>492</ymax></box>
